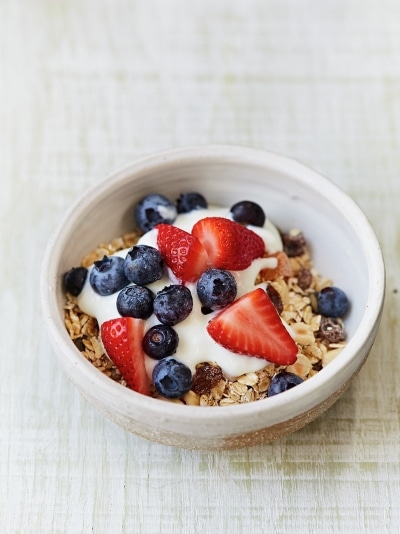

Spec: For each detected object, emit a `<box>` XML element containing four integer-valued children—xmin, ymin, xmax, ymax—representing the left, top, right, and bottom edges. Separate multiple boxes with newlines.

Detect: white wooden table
<box><xmin>1</xmin><ymin>1</ymin><xmax>399</xmax><ymax>532</ymax></box>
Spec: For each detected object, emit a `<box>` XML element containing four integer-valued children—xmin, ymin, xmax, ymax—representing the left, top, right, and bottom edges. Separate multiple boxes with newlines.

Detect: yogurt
<box><xmin>77</xmin><ymin>207</ymin><xmax>285</xmax><ymax>378</ymax></box>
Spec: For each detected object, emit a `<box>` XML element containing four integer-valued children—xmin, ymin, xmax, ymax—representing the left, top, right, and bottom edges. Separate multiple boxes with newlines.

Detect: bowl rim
<box><xmin>41</xmin><ymin>144</ymin><xmax>386</xmax><ymax>427</ymax></box>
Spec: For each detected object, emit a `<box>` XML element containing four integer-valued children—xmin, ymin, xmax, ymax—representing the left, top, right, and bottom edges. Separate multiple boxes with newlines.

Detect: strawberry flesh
<box><xmin>192</xmin><ymin>217</ymin><xmax>265</xmax><ymax>271</ymax></box>
<box><xmin>156</xmin><ymin>223</ymin><xmax>209</xmax><ymax>283</ymax></box>
<box><xmin>206</xmin><ymin>288</ymin><xmax>298</xmax><ymax>365</ymax></box>
<box><xmin>101</xmin><ymin>317</ymin><xmax>151</xmax><ymax>395</ymax></box>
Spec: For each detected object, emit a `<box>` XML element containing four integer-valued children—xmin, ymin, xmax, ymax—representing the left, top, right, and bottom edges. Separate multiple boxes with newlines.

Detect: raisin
<box><xmin>318</xmin><ymin>317</ymin><xmax>346</xmax><ymax>344</ymax></box>
<box><xmin>73</xmin><ymin>338</ymin><xmax>86</xmax><ymax>351</ymax></box>
<box><xmin>192</xmin><ymin>363</ymin><xmax>223</xmax><ymax>395</ymax></box>
<box><xmin>297</xmin><ymin>267</ymin><xmax>312</xmax><ymax>290</ymax></box>
<box><xmin>266</xmin><ymin>284</ymin><xmax>284</xmax><ymax>315</ymax></box>
<box><xmin>282</xmin><ymin>230</ymin><xmax>307</xmax><ymax>257</ymax></box>
<box><xmin>312</xmin><ymin>360</ymin><xmax>323</xmax><ymax>372</ymax></box>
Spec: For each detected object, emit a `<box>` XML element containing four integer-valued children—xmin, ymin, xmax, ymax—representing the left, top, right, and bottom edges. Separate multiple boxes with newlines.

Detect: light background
<box><xmin>1</xmin><ymin>1</ymin><xmax>399</xmax><ymax>532</ymax></box>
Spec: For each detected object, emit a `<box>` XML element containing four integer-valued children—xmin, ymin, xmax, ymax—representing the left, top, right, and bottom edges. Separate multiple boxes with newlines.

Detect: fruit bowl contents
<box><xmin>63</xmin><ymin>192</ymin><xmax>349</xmax><ymax>406</ymax></box>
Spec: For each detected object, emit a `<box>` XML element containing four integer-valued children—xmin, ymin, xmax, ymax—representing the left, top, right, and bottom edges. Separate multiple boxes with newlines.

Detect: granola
<box><xmin>64</xmin><ymin>231</ymin><xmax>347</xmax><ymax>406</ymax></box>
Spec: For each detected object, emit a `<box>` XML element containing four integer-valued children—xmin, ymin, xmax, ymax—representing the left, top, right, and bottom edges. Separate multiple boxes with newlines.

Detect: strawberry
<box><xmin>206</xmin><ymin>287</ymin><xmax>298</xmax><ymax>365</ymax></box>
<box><xmin>100</xmin><ymin>317</ymin><xmax>151</xmax><ymax>395</ymax></box>
<box><xmin>156</xmin><ymin>223</ymin><xmax>209</xmax><ymax>283</ymax></box>
<box><xmin>192</xmin><ymin>217</ymin><xmax>265</xmax><ymax>271</ymax></box>
<box><xmin>259</xmin><ymin>251</ymin><xmax>293</xmax><ymax>281</ymax></box>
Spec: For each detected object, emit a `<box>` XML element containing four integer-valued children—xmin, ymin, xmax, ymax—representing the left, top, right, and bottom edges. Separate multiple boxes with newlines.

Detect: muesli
<box><xmin>63</xmin><ymin>193</ymin><xmax>349</xmax><ymax>406</ymax></box>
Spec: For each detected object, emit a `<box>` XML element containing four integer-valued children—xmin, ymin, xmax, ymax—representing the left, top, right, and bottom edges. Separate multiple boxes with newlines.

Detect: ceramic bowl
<box><xmin>41</xmin><ymin>145</ymin><xmax>385</xmax><ymax>450</ymax></box>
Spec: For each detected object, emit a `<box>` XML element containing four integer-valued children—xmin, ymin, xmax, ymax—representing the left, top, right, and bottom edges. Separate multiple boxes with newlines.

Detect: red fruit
<box><xmin>156</xmin><ymin>224</ymin><xmax>209</xmax><ymax>283</ymax></box>
<box><xmin>206</xmin><ymin>288</ymin><xmax>298</xmax><ymax>365</ymax></box>
<box><xmin>101</xmin><ymin>317</ymin><xmax>151</xmax><ymax>395</ymax></box>
<box><xmin>192</xmin><ymin>217</ymin><xmax>265</xmax><ymax>271</ymax></box>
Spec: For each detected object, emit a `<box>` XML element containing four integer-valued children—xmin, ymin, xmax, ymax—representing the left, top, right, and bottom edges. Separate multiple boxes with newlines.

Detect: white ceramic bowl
<box><xmin>41</xmin><ymin>145</ymin><xmax>385</xmax><ymax>450</ymax></box>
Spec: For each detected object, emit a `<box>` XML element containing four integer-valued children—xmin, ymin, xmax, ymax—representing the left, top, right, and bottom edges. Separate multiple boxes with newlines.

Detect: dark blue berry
<box><xmin>142</xmin><ymin>325</ymin><xmax>179</xmax><ymax>359</ymax></box>
<box><xmin>152</xmin><ymin>357</ymin><xmax>192</xmax><ymax>398</ymax></box>
<box><xmin>230</xmin><ymin>200</ymin><xmax>266</xmax><ymax>227</ymax></box>
<box><xmin>135</xmin><ymin>194</ymin><xmax>177</xmax><ymax>233</ymax></box>
<box><xmin>153</xmin><ymin>285</ymin><xmax>193</xmax><ymax>326</ymax></box>
<box><xmin>176</xmin><ymin>192</ymin><xmax>208</xmax><ymax>213</ymax></box>
<box><xmin>116</xmin><ymin>285</ymin><xmax>155</xmax><ymax>319</ymax></box>
<box><xmin>196</xmin><ymin>268</ymin><xmax>237</xmax><ymax>310</ymax></box>
<box><xmin>267</xmin><ymin>371</ymin><xmax>304</xmax><ymax>397</ymax></box>
<box><xmin>124</xmin><ymin>245</ymin><xmax>164</xmax><ymax>285</ymax></box>
<box><xmin>316</xmin><ymin>286</ymin><xmax>349</xmax><ymax>318</ymax></box>
<box><xmin>89</xmin><ymin>255</ymin><xmax>129</xmax><ymax>296</ymax></box>
<box><xmin>63</xmin><ymin>266</ymin><xmax>88</xmax><ymax>296</ymax></box>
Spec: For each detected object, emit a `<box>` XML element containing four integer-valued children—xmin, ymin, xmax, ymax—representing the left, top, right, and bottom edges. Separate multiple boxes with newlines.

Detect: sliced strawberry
<box><xmin>206</xmin><ymin>287</ymin><xmax>298</xmax><ymax>365</ymax></box>
<box><xmin>192</xmin><ymin>217</ymin><xmax>265</xmax><ymax>271</ymax></box>
<box><xmin>101</xmin><ymin>317</ymin><xmax>151</xmax><ymax>395</ymax></box>
<box><xmin>259</xmin><ymin>251</ymin><xmax>293</xmax><ymax>281</ymax></box>
<box><xmin>156</xmin><ymin>223</ymin><xmax>209</xmax><ymax>283</ymax></box>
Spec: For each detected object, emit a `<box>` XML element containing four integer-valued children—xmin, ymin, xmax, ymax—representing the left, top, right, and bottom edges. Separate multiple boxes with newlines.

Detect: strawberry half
<box><xmin>156</xmin><ymin>223</ymin><xmax>209</xmax><ymax>283</ymax></box>
<box><xmin>101</xmin><ymin>317</ymin><xmax>151</xmax><ymax>395</ymax></box>
<box><xmin>192</xmin><ymin>217</ymin><xmax>265</xmax><ymax>271</ymax></box>
<box><xmin>206</xmin><ymin>287</ymin><xmax>298</xmax><ymax>365</ymax></box>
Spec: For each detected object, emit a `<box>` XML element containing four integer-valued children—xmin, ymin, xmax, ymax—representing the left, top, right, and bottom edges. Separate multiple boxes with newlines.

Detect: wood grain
<box><xmin>1</xmin><ymin>1</ymin><xmax>399</xmax><ymax>532</ymax></box>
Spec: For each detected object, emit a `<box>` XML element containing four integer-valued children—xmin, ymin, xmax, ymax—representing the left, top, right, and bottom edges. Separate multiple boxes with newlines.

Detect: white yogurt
<box><xmin>77</xmin><ymin>207</ymin><xmax>285</xmax><ymax>378</ymax></box>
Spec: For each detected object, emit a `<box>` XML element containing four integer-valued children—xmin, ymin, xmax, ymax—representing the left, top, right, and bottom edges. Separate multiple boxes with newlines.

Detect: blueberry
<box><xmin>89</xmin><ymin>255</ymin><xmax>129</xmax><ymax>296</ymax></box>
<box><xmin>152</xmin><ymin>357</ymin><xmax>192</xmax><ymax>398</ymax></box>
<box><xmin>124</xmin><ymin>245</ymin><xmax>164</xmax><ymax>285</ymax></box>
<box><xmin>135</xmin><ymin>194</ymin><xmax>177</xmax><ymax>233</ymax></box>
<box><xmin>196</xmin><ymin>268</ymin><xmax>237</xmax><ymax>310</ymax></box>
<box><xmin>230</xmin><ymin>200</ymin><xmax>266</xmax><ymax>227</ymax></box>
<box><xmin>116</xmin><ymin>285</ymin><xmax>155</xmax><ymax>319</ymax></box>
<box><xmin>176</xmin><ymin>192</ymin><xmax>208</xmax><ymax>213</ymax></box>
<box><xmin>267</xmin><ymin>371</ymin><xmax>304</xmax><ymax>397</ymax></box>
<box><xmin>153</xmin><ymin>285</ymin><xmax>193</xmax><ymax>326</ymax></box>
<box><xmin>63</xmin><ymin>266</ymin><xmax>88</xmax><ymax>296</ymax></box>
<box><xmin>316</xmin><ymin>286</ymin><xmax>349</xmax><ymax>318</ymax></box>
<box><xmin>142</xmin><ymin>324</ymin><xmax>179</xmax><ymax>359</ymax></box>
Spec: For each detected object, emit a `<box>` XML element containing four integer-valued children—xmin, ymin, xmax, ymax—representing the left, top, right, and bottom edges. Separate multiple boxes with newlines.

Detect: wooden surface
<box><xmin>1</xmin><ymin>1</ymin><xmax>399</xmax><ymax>532</ymax></box>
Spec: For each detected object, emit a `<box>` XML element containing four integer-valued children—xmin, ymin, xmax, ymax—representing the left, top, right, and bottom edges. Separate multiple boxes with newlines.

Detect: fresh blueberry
<box><xmin>124</xmin><ymin>245</ymin><xmax>164</xmax><ymax>285</ymax></box>
<box><xmin>142</xmin><ymin>324</ymin><xmax>179</xmax><ymax>359</ymax></box>
<box><xmin>152</xmin><ymin>357</ymin><xmax>192</xmax><ymax>398</ymax></box>
<box><xmin>153</xmin><ymin>285</ymin><xmax>193</xmax><ymax>326</ymax></box>
<box><xmin>196</xmin><ymin>268</ymin><xmax>237</xmax><ymax>310</ymax></box>
<box><xmin>135</xmin><ymin>193</ymin><xmax>177</xmax><ymax>233</ymax></box>
<box><xmin>267</xmin><ymin>371</ymin><xmax>304</xmax><ymax>397</ymax></box>
<box><xmin>116</xmin><ymin>285</ymin><xmax>155</xmax><ymax>319</ymax></box>
<box><xmin>63</xmin><ymin>266</ymin><xmax>88</xmax><ymax>296</ymax></box>
<box><xmin>89</xmin><ymin>255</ymin><xmax>129</xmax><ymax>296</ymax></box>
<box><xmin>230</xmin><ymin>200</ymin><xmax>266</xmax><ymax>227</ymax></box>
<box><xmin>176</xmin><ymin>192</ymin><xmax>208</xmax><ymax>213</ymax></box>
<box><xmin>316</xmin><ymin>286</ymin><xmax>349</xmax><ymax>318</ymax></box>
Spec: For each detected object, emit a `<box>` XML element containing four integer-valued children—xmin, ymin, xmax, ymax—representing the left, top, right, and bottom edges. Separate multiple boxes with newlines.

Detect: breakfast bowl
<box><xmin>41</xmin><ymin>145</ymin><xmax>385</xmax><ymax>450</ymax></box>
